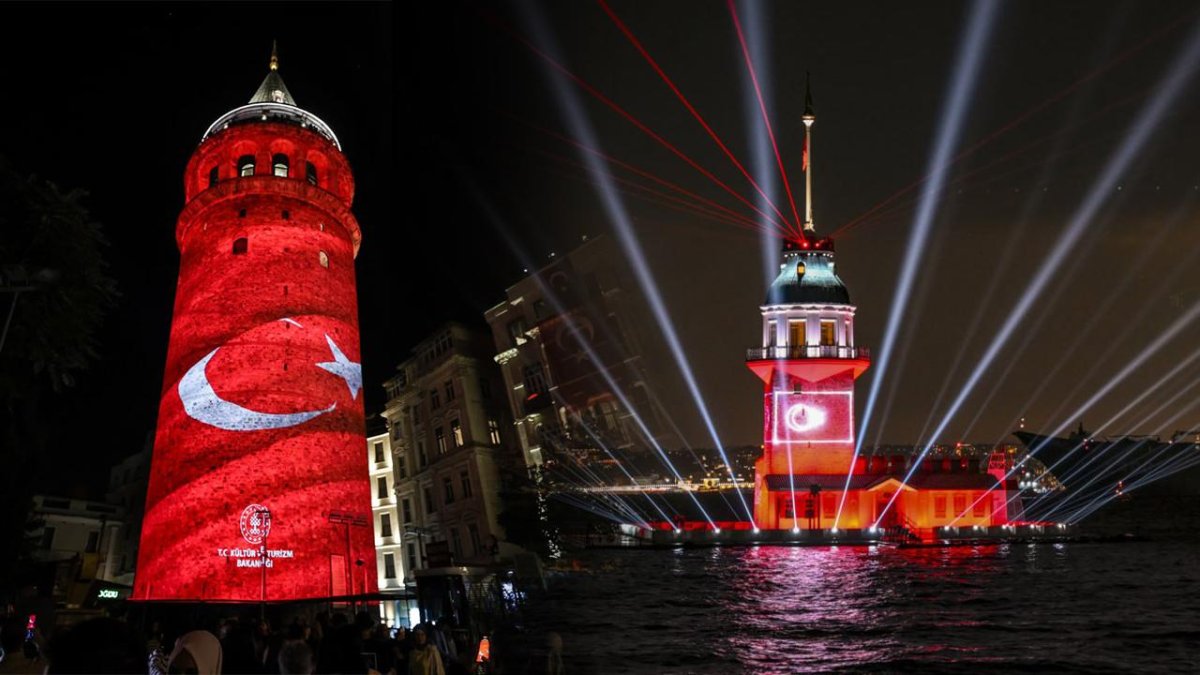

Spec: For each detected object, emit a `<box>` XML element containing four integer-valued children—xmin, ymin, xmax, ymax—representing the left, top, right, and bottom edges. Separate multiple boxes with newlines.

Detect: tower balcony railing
<box><xmin>746</xmin><ymin>345</ymin><xmax>870</xmax><ymax>361</ymax></box>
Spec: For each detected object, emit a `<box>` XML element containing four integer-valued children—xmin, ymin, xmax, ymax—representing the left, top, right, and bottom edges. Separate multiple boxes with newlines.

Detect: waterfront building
<box><xmin>381</xmin><ymin>323</ymin><xmax>518</xmax><ymax>575</ymax></box>
<box><xmin>745</xmin><ymin>82</ymin><xmax>1011</xmax><ymax>535</ymax></box>
<box><xmin>483</xmin><ymin>235</ymin><xmax>669</xmax><ymax>469</ymax></box>
<box><xmin>134</xmin><ymin>45</ymin><xmax>375</xmax><ymax>601</ymax></box>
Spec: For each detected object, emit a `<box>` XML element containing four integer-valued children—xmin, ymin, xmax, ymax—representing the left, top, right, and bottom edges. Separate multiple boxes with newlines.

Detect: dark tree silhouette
<box><xmin>0</xmin><ymin>156</ymin><xmax>118</xmax><ymax>591</ymax></box>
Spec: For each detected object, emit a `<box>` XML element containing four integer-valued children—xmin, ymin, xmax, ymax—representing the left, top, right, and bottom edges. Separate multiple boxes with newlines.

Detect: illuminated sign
<box><xmin>769</xmin><ymin>391</ymin><xmax>853</xmax><ymax>444</ymax></box>
<box><xmin>97</xmin><ymin>589</ymin><xmax>119</xmax><ymax>599</ymax></box>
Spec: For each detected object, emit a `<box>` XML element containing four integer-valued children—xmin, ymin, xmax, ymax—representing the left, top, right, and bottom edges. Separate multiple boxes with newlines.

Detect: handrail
<box><xmin>746</xmin><ymin>345</ymin><xmax>870</xmax><ymax>361</ymax></box>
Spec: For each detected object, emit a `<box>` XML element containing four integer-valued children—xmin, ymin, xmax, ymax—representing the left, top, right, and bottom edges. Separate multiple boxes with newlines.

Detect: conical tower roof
<box><xmin>249</xmin><ymin>42</ymin><xmax>296</xmax><ymax>105</ymax></box>
<box><xmin>201</xmin><ymin>42</ymin><xmax>340</xmax><ymax>149</ymax></box>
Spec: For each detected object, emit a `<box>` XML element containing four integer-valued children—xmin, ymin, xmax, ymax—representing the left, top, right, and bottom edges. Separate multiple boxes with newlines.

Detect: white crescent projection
<box><xmin>179</xmin><ymin>348</ymin><xmax>336</xmax><ymax>431</ymax></box>
<box><xmin>785</xmin><ymin>403</ymin><xmax>827</xmax><ymax>434</ymax></box>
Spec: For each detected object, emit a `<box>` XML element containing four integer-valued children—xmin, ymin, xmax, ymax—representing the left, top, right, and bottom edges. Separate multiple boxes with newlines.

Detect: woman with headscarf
<box><xmin>167</xmin><ymin>630</ymin><xmax>223</xmax><ymax>674</ymax></box>
<box><xmin>407</xmin><ymin>626</ymin><xmax>444</xmax><ymax>675</ymax></box>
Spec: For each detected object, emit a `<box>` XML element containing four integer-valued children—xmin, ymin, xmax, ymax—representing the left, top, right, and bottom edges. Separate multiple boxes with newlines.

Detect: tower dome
<box><xmin>765</xmin><ymin>238</ymin><xmax>851</xmax><ymax>306</ymax></box>
<box><xmin>201</xmin><ymin>43</ymin><xmax>340</xmax><ymax>149</ymax></box>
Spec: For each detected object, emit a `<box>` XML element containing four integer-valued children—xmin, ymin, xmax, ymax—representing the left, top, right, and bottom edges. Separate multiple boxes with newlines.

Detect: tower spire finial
<box><xmin>802</xmin><ymin>72</ymin><xmax>816</xmax><ymax>233</ymax></box>
<box><xmin>269</xmin><ymin>40</ymin><xmax>279</xmax><ymax>71</ymax></box>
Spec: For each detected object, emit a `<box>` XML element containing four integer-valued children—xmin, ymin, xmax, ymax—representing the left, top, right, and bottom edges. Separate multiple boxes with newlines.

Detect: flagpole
<box><xmin>802</xmin><ymin>72</ymin><xmax>815</xmax><ymax>234</ymax></box>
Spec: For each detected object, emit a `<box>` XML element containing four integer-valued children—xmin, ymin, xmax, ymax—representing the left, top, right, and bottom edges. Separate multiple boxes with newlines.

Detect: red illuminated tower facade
<box><xmin>747</xmin><ymin>83</ymin><xmax>1008</xmax><ymax>534</ymax></box>
<box><xmin>747</xmin><ymin>233</ymin><xmax>870</xmax><ymax>529</ymax></box>
<box><xmin>133</xmin><ymin>49</ymin><xmax>376</xmax><ymax>601</ymax></box>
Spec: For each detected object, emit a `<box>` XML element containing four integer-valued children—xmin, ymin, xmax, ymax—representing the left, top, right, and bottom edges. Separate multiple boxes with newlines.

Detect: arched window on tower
<box><xmin>272</xmin><ymin>154</ymin><xmax>289</xmax><ymax>178</ymax></box>
<box><xmin>318</xmin><ymin>251</ymin><xmax>329</xmax><ymax>268</ymax></box>
<box><xmin>232</xmin><ymin>237</ymin><xmax>248</xmax><ymax>255</ymax></box>
<box><xmin>305</xmin><ymin>162</ymin><xmax>318</xmax><ymax>186</ymax></box>
<box><xmin>208</xmin><ymin>166</ymin><xmax>219</xmax><ymax>187</ymax></box>
<box><xmin>237</xmin><ymin>155</ymin><xmax>256</xmax><ymax>177</ymax></box>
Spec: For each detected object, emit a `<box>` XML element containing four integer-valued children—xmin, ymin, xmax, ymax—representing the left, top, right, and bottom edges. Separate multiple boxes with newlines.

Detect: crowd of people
<box><xmin>0</xmin><ymin>608</ymin><xmax>567</xmax><ymax>675</ymax></box>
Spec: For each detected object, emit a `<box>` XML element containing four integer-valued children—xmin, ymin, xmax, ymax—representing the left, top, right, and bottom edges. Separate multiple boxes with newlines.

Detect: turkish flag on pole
<box><xmin>802</xmin><ymin>133</ymin><xmax>810</xmax><ymax>172</ymax></box>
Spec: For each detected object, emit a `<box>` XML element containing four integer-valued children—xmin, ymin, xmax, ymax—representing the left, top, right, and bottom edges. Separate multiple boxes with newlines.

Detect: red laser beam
<box><xmin>497</xmin><ymin>110</ymin><xmax>790</xmax><ymax>235</ymax></box>
<box><xmin>517</xmin><ymin>141</ymin><xmax>770</xmax><ymax>234</ymax></box>
<box><xmin>726</xmin><ymin>0</ymin><xmax>805</xmax><ymax>239</ymax></box>
<box><xmin>481</xmin><ymin>9</ymin><xmax>792</xmax><ymax>239</ymax></box>
<box><xmin>598</xmin><ymin>0</ymin><xmax>800</xmax><ymax>236</ymax></box>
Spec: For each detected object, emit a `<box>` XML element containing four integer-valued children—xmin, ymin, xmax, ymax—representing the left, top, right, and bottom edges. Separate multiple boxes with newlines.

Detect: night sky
<box><xmin>5</xmin><ymin>1</ymin><xmax>1200</xmax><ymax>498</ymax></box>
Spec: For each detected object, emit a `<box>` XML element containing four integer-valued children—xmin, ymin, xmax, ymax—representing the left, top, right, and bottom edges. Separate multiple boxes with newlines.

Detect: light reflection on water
<box><xmin>527</xmin><ymin>500</ymin><xmax>1200</xmax><ymax>674</ymax></box>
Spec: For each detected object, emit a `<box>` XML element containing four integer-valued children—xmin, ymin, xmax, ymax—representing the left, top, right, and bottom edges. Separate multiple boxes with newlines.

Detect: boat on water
<box><xmin>1013</xmin><ymin>424</ymin><xmax>1200</xmax><ymax>497</ymax></box>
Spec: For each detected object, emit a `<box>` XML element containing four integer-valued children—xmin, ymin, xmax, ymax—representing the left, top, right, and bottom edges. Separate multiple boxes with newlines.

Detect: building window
<box><xmin>507</xmin><ymin>317</ymin><xmax>527</xmax><ymax>348</ymax></box>
<box><xmin>766</xmin><ymin>320</ymin><xmax>777</xmax><ymax>347</ymax></box>
<box><xmin>450</xmin><ymin>419</ymin><xmax>462</xmax><ymax>448</ymax></box>
<box><xmin>412</xmin><ymin>403</ymin><xmax>421</xmax><ymax>425</ymax></box>
<box><xmin>953</xmin><ymin>493</ymin><xmax>967</xmax><ymax>519</ymax></box>
<box><xmin>306</xmin><ymin>162</ymin><xmax>318</xmax><ymax>186</ymax></box>
<box><xmin>972</xmin><ymin>496</ymin><xmax>987</xmax><ymax>517</ymax></box>
<box><xmin>480</xmin><ymin>378</ymin><xmax>492</xmax><ymax>399</ymax></box>
<box><xmin>237</xmin><ymin>155</ymin><xmax>256</xmax><ymax>177</ymax></box>
<box><xmin>319</xmin><ymin>251</ymin><xmax>329</xmax><ymax>268</ymax></box>
<box><xmin>397</xmin><ymin>455</ymin><xmax>408</xmax><ymax>479</ymax></box>
<box><xmin>377</xmin><ymin>476</ymin><xmax>388</xmax><ymax>500</ymax></box>
<box><xmin>423</xmin><ymin>486</ymin><xmax>435</xmax><ymax>514</ymax></box>
<box><xmin>430</xmin><ymin>388</ymin><xmax>441</xmax><ymax>410</ymax></box>
<box><xmin>449</xmin><ymin>528</ymin><xmax>462</xmax><ymax>559</ymax></box>
<box><xmin>443</xmin><ymin>477</ymin><xmax>455</xmax><ymax>504</ymax></box>
<box><xmin>40</xmin><ymin>527</ymin><xmax>55</xmax><ymax>550</ymax></box>
<box><xmin>208</xmin><ymin>166</ymin><xmax>219</xmax><ymax>187</ymax></box>
<box><xmin>488</xmin><ymin>418</ymin><xmax>501</xmax><ymax>445</ymax></box>
<box><xmin>232</xmin><ymin>237</ymin><xmax>248</xmax><ymax>255</ymax></box>
<box><xmin>85</xmin><ymin>531</ymin><xmax>99</xmax><ymax>553</ymax></box>
<box><xmin>406</xmin><ymin>543</ymin><xmax>418</xmax><ymax>573</ymax></box>
<box><xmin>282</xmin><ymin>210</ymin><xmax>290</xmax><ymax>220</ymax></box>
<box><xmin>380</xmin><ymin>513</ymin><xmax>392</xmax><ymax>538</ymax></box>
<box><xmin>384</xmin><ymin>553</ymin><xmax>396</xmax><ymax>579</ymax></box>
<box><xmin>435</xmin><ymin>428</ymin><xmax>447</xmax><ymax>456</ymax></box>
<box><xmin>445</xmin><ymin>381</ymin><xmax>455</xmax><ymax>402</ymax></box>
<box><xmin>418</xmin><ymin>441</ymin><xmax>428</xmax><ymax>468</ymax></box>
<box><xmin>374</xmin><ymin>442</ymin><xmax>384</xmax><ymax>463</ymax></box>
<box><xmin>820</xmin><ymin>320</ymin><xmax>836</xmax><ymax>346</ymax></box>
<box><xmin>788</xmin><ymin>320</ymin><xmax>805</xmax><ymax>347</ymax></box>
<box><xmin>402</xmin><ymin>498</ymin><xmax>413</xmax><ymax>524</ymax></box>
<box><xmin>934</xmin><ymin>495</ymin><xmax>947</xmax><ymax>518</ymax></box>
<box><xmin>238</xmin><ymin>209</ymin><xmax>247</xmax><ymax>218</ymax></box>
<box><xmin>533</xmin><ymin>299</ymin><xmax>548</xmax><ymax>320</ymax></box>
<box><xmin>272</xmin><ymin>153</ymin><xmax>289</xmax><ymax>177</ymax></box>
<box><xmin>523</xmin><ymin>362</ymin><xmax>547</xmax><ymax>395</ymax></box>
<box><xmin>468</xmin><ymin>524</ymin><xmax>481</xmax><ymax>554</ymax></box>
<box><xmin>460</xmin><ymin>470</ymin><xmax>472</xmax><ymax>498</ymax></box>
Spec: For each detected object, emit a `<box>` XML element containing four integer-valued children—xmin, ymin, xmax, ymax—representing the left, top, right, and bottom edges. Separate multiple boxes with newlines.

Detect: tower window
<box><xmin>788</xmin><ymin>320</ymin><xmax>805</xmax><ymax>347</ymax></box>
<box><xmin>232</xmin><ymin>237</ymin><xmax>248</xmax><ymax>255</ymax></box>
<box><xmin>208</xmin><ymin>166</ymin><xmax>219</xmax><ymax>187</ymax></box>
<box><xmin>282</xmin><ymin>210</ymin><xmax>290</xmax><ymax>220</ymax></box>
<box><xmin>272</xmin><ymin>154</ymin><xmax>289</xmax><ymax>177</ymax></box>
<box><xmin>238</xmin><ymin>209</ymin><xmax>246</xmax><ymax>218</ymax></box>
<box><xmin>237</xmin><ymin>155</ymin><xmax>256</xmax><ymax>177</ymax></box>
<box><xmin>271</xmin><ymin>89</ymin><xmax>286</xmax><ymax>104</ymax></box>
<box><xmin>820</xmin><ymin>320</ymin><xmax>836</xmax><ymax>346</ymax></box>
<box><xmin>319</xmin><ymin>251</ymin><xmax>329</xmax><ymax>268</ymax></box>
<box><xmin>306</xmin><ymin>162</ymin><xmax>318</xmax><ymax>186</ymax></box>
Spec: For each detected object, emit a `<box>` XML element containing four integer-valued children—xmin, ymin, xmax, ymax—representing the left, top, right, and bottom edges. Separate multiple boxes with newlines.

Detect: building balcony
<box><xmin>747</xmin><ymin>345</ymin><xmax>870</xmax><ymax>361</ymax></box>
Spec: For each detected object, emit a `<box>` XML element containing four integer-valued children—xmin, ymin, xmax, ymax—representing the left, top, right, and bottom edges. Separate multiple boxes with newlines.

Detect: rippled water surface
<box><xmin>522</xmin><ymin>498</ymin><xmax>1200</xmax><ymax>673</ymax></box>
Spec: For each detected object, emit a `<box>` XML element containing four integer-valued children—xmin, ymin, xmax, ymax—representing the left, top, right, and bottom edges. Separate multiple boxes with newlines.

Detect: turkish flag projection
<box><xmin>767</xmin><ymin>390</ymin><xmax>853</xmax><ymax>446</ymax></box>
<box><xmin>135</xmin><ymin>311</ymin><xmax>374</xmax><ymax>601</ymax></box>
<box><xmin>134</xmin><ymin>184</ymin><xmax>374</xmax><ymax>601</ymax></box>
